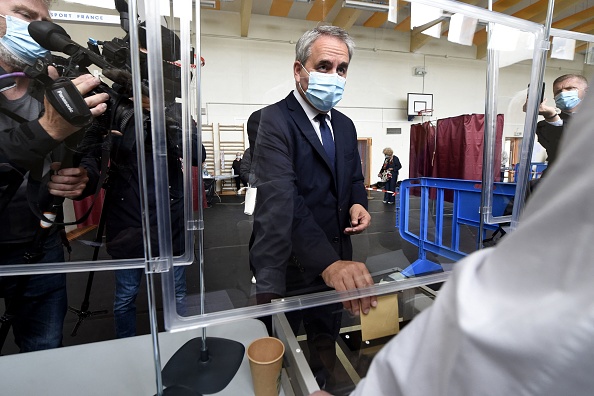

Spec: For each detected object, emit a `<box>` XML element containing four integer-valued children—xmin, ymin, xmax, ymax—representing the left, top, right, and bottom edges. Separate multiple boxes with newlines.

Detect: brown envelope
<box><xmin>360</xmin><ymin>294</ymin><xmax>399</xmax><ymax>341</ymax></box>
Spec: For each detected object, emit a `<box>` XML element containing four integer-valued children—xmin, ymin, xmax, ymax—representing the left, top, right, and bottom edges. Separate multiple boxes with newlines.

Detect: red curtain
<box><xmin>432</xmin><ymin>114</ymin><xmax>503</xmax><ymax>181</ymax></box>
<box><xmin>409</xmin><ymin>122</ymin><xmax>436</xmax><ymax>179</ymax></box>
<box><xmin>410</xmin><ymin>114</ymin><xmax>503</xmax><ymax>181</ymax></box>
<box><xmin>409</xmin><ymin>114</ymin><xmax>504</xmax><ymax>201</ymax></box>
<box><xmin>73</xmin><ymin>190</ymin><xmax>105</xmax><ymax>228</ymax></box>
<box><xmin>192</xmin><ymin>166</ymin><xmax>208</xmax><ymax>210</ymax></box>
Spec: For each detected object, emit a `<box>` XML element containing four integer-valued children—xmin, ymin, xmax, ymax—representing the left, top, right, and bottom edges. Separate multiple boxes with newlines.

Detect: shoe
<box><xmin>388</xmin><ymin>201</ymin><xmax>394</xmax><ymax>204</ymax></box>
<box><xmin>382</xmin><ymin>200</ymin><xmax>387</xmax><ymax>204</ymax></box>
<box><xmin>251</xmin><ymin>276</ymin><xmax>256</xmax><ymax>284</ymax></box>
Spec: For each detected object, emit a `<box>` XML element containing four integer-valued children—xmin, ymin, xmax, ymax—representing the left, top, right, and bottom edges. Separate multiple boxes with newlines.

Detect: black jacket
<box><xmin>81</xmin><ymin>105</ymin><xmax>198</xmax><ymax>258</ymax></box>
<box><xmin>535</xmin><ymin>112</ymin><xmax>572</xmax><ymax>169</ymax></box>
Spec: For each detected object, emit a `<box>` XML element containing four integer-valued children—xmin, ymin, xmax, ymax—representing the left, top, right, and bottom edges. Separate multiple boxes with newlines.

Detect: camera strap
<box><xmin>0</xmin><ymin>106</ymin><xmax>28</xmax><ymax>124</ymax></box>
<box><xmin>0</xmin><ymin>109</ymin><xmax>29</xmax><ymax>217</ymax></box>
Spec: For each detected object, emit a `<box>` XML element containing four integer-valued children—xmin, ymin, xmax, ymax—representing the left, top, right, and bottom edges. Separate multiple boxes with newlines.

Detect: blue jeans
<box><xmin>113</xmin><ymin>266</ymin><xmax>187</xmax><ymax>338</ymax></box>
<box><xmin>0</xmin><ymin>233</ymin><xmax>67</xmax><ymax>352</ymax></box>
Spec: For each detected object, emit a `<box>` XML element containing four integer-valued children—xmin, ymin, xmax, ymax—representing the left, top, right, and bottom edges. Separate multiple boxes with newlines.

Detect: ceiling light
<box><xmin>343</xmin><ymin>0</ymin><xmax>389</xmax><ymax>12</ymax></box>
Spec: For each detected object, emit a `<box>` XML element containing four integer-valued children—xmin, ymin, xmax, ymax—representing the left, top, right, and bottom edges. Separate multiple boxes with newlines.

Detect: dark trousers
<box><xmin>256</xmin><ymin>261</ymin><xmax>341</xmax><ymax>389</ymax></box>
<box><xmin>0</xmin><ymin>233</ymin><xmax>67</xmax><ymax>352</ymax></box>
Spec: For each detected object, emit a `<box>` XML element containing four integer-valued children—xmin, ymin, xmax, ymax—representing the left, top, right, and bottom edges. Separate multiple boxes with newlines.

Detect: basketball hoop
<box><xmin>418</xmin><ymin>109</ymin><xmax>433</xmax><ymax>122</ymax></box>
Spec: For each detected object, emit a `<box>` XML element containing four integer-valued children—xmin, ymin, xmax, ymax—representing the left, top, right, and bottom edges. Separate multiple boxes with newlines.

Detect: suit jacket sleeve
<box><xmin>250</xmin><ymin>104</ymin><xmax>342</xmax><ymax>295</ymax></box>
<box><xmin>0</xmin><ymin>120</ymin><xmax>61</xmax><ymax>172</ymax></box>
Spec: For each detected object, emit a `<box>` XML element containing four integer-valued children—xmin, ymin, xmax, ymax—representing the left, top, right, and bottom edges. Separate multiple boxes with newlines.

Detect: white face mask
<box><xmin>299</xmin><ymin>64</ymin><xmax>346</xmax><ymax>112</ymax></box>
<box><xmin>0</xmin><ymin>14</ymin><xmax>49</xmax><ymax>66</ymax></box>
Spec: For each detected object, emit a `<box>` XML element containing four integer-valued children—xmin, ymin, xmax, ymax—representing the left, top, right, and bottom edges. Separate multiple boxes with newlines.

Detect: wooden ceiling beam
<box><xmin>364</xmin><ymin>1</ymin><xmax>407</xmax><ymax>28</ymax></box>
<box><xmin>333</xmin><ymin>8</ymin><xmax>362</xmax><ymax>30</ymax></box>
<box><xmin>395</xmin><ymin>16</ymin><xmax>410</xmax><ymax>32</ymax></box>
<box><xmin>513</xmin><ymin>0</ymin><xmax>548</xmax><ymax>20</ymax></box>
<box><xmin>270</xmin><ymin>0</ymin><xmax>293</xmax><ymax>18</ymax></box>
<box><xmin>531</xmin><ymin>0</ymin><xmax>583</xmax><ymax>24</ymax></box>
<box><xmin>364</xmin><ymin>12</ymin><xmax>388</xmax><ymax>28</ymax></box>
<box><xmin>240</xmin><ymin>0</ymin><xmax>253</xmax><ymax>37</ymax></box>
<box><xmin>493</xmin><ymin>0</ymin><xmax>525</xmax><ymax>13</ymax></box>
<box><xmin>552</xmin><ymin>6</ymin><xmax>594</xmax><ymax>30</ymax></box>
<box><xmin>306</xmin><ymin>0</ymin><xmax>338</xmax><ymax>22</ymax></box>
<box><xmin>410</xmin><ymin>16</ymin><xmax>447</xmax><ymax>52</ymax></box>
<box><xmin>571</xmin><ymin>18</ymin><xmax>594</xmax><ymax>34</ymax></box>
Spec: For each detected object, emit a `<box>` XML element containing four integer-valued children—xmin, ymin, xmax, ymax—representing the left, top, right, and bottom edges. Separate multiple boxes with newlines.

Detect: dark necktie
<box><xmin>315</xmin><ymin>113</ymin><xmax>335</xmax><ymax>165</ymax></box>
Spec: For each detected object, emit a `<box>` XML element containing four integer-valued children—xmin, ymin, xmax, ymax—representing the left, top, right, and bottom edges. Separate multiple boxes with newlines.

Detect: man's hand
<box><xmin>47</xmin><ymin>164</ymin><xmax>89</xmax><ymax>199</ymax></box>
<box><xmin>344</xmin><ymin>203</ymin><xmax>370</xmax><ymax>235</ymax></box>
<box><xmin>39</xmin><ymin>74</ymin><xmax>109</xmax><ymax>141</ymax></box>
<box><xmin>129</xmin><ymin>95</ymin><xmax>151</xmax><ymax>110</ymax></box>
<box><xmin>321</xmin><ymin>260</ymin><xmax>377</xmax><ymax>315</ymax></box>
<box><xmin>523</xmin><ymin>97</ymin><xmax>558</xmax><ymax>119</ymax></box>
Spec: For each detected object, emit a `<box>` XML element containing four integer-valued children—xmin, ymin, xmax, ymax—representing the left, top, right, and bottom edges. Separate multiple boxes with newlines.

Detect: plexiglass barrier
<box><xmin>1</xmin><ymin>0</ymin><xmax>593</xmax><ymax>393</ymax></box>
<box><xmin>0</xmin><ymin>1</ymin><xmax>196</xmax><ymax>276</ymax></box>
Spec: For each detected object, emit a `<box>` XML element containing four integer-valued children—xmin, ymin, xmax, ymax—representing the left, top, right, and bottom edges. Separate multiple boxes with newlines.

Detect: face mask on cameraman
<box><xmin>0</xmin><ymin>14</ymin><xmax>49</xmax><ymax>66</ymax></box>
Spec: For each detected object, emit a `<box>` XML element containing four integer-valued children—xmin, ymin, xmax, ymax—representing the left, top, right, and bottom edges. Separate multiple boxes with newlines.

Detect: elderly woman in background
<box><xmin>378</xmin><ymin>147</ymin><xmax>402</xmax><ymax>204</ymax></box>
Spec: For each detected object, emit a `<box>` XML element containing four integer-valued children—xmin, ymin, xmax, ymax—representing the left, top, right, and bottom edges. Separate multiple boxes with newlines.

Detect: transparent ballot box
<box><xmin>272</xmin><ymin>275</ymin><xmax>445</xmax><ymax>395</ymax></box>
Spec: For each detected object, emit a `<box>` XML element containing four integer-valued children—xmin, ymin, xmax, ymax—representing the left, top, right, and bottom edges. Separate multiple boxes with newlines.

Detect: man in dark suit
<box><xmin>524</xmin><ymin>74</ymin><xmax>588</xmax><ymax>172</ymax></box>
<box><xmin>249</xmin><ymin>25</ymin><xmax>376</xmax><ymax>387</ymax></box>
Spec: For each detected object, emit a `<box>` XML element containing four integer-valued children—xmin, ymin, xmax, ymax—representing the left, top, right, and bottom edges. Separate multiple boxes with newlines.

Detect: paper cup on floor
<box><xmin>247</xmin><ymin>337</ymin><xmax>285</xmax><ymax>396</ymax></box>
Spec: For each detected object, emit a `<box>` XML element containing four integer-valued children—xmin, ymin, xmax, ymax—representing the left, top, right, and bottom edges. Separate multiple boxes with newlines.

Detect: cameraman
<box><xmin>0</xmin><ymin>0</ymin><xmax>108</xmax><ymax>352</ymax></box>
<box><xmin>79</xmin><ymin>26</ymin><xmax>198</xmax><ymax>338</ymax></box>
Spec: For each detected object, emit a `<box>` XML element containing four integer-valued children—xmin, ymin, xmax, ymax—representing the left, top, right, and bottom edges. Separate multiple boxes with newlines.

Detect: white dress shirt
<box><xmin>292</xmin><ymin>90</ymin><xmax>334</xmax><ymax>143</ymax></box>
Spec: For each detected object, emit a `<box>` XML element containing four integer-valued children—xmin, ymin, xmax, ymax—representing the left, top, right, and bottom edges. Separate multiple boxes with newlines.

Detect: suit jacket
<box><xmin>250</xmin><ymin>92</ymin><xmax>367</xmax><ymax>296</ymax></box>
<box><xmin>536</xmin><ymin>112</ymin><xmax>572</xmax><ymax>169</ymax></box>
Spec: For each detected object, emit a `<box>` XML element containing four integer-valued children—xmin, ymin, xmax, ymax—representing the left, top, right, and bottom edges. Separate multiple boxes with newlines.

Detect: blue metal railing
<box><xmin>513</xmin><ymin>162</ymin><xmax>547</xmax><ymax>182</ymax></box>
<box><xmin>396</xmin><ymin>178</ymin><xmax>516</xmax><ymax>277</ymax></box>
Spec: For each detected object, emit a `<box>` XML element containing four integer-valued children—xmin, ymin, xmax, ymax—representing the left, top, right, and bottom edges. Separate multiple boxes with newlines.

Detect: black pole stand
<box><xmin>67</xmin><ymin>271</ymin><xmax>109</xmax><ymax>336</ymax></box>
<box><xmin>67</xmin><ymin>185</ymin><xmax>111</xmax><ymax>336</ymax></box>
<box><xmin>160</xmin><ymin>180</ymin><xmax>244</xmax><ymax>394</ymax></box>
<box><xmin>161</xmin><ymin>336</ymin><xmax>245</xmax><ymax>394</ymax></box>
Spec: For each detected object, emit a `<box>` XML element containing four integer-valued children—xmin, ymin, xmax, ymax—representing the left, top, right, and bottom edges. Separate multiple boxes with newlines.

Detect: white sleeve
<box><xmin>350</xmin><ymin>84</ymin><xmax>594</xmax><ymax>396</ymax></box>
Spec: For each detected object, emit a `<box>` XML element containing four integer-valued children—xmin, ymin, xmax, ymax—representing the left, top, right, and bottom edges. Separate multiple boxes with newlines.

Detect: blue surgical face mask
<box><xmin>299</xmin><ymin>64</ymin><xmax>346</xmax><ymax>112</ymax></box>
<box><xmin>0</xmin><ymin>14</ymin><xmax>49</xmax><ymax>66</ymax></box>
<box><xmin>554</xmin><ymin>89</ymin><xmax>581</xmax><ymax>111</ymax></box>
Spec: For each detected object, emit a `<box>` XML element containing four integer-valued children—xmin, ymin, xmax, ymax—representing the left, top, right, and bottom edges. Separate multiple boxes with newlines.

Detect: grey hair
<box><xmin>553</xmin><ymin>74</ymin><xmax>588</xmax><ymax>87</ymax></box>
<box><xmin>383</xmin><ymin>147</ymin><xmax>393</xmax><ymax>156</ymax></box>
<box><xmin>0</xmin><ymin>43</ymin><xmax>29</xmax><ymax>71</ymax></box>
<box><xmin>295</xmin><ymin>25</ymin><xmax>355</xmax><ymax>65</ymax></box>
